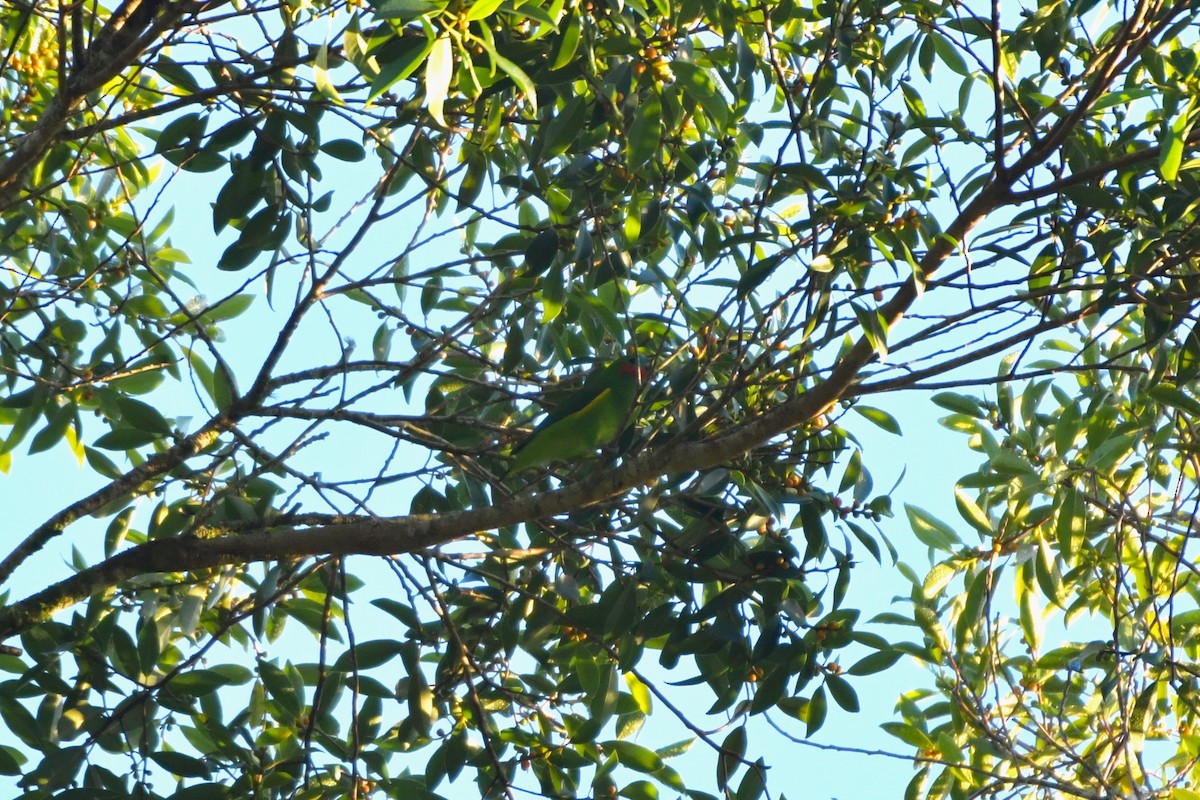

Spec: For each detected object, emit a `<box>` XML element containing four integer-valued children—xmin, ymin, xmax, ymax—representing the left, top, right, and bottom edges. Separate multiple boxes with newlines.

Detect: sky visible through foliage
<box><xmin>3</xmin><ymin>103</ymin><xmax>1035</xmax><ymax>797</ymax></box>
<box><xmin>6</xmin><ymin>0</ymin><xmax>1200</xmax><ymax>797</ymax></box>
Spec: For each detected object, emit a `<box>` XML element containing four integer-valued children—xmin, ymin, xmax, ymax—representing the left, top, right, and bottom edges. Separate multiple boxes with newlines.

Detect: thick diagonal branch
<box><xmin>0</xmin><ymin>182</ymin><xmax>1004</xmax><ymax>641</ymax></box>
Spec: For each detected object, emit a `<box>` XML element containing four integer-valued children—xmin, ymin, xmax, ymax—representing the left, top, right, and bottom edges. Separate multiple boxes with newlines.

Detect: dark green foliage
<box><xmin>1</xmin><ymin>0</ymin><xmax>1200</xmax><ymax>798</ymax></box>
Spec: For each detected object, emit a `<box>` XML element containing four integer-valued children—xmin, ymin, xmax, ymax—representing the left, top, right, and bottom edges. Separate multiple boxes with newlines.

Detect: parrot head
<box><xmin>614</xmin><ymin>355</ymin><xmax>648</xmax><ymax>382</ymax></box>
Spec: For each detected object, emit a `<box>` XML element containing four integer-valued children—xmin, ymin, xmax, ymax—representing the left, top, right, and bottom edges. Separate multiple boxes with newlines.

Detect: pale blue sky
<box><xmin>0</xmin><ymin>6</ymin><xmax>1106</xmax><ymax>795</ymax></box>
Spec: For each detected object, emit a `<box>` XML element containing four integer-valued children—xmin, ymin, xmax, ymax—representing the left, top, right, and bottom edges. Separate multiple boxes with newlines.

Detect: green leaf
<box><xmin>126</xmin><ymin>294</ymin><xmax>171</xmax><ymax>318</ymax></box>
<box><xmin>523</xmin><ymin>229</ymin><xmax>560</xmax><ymax>276</ymax></box>
<box><xmin>1150</xmin><ymin>383</ymin><xmax>1200</xmax><ymax>418</ymax></box>
<box><xmin>628</xmin><ymin>91</ymin><xmax>663</xmax><ymax>169</ymax></box>
<box><xmin>154</xmin><ymin>112</ymin><xmax>205</xmax><ymax>155</ymax></box>
<box><xmin>369</xmin><ymin>33</ymin><xmax>437</xmax><ymax>100</ymax></box>
<box><xmin>616</xmin><ymin>710</ymin><xmax>646</xmax><ymax>740</ymax></box>
<box><xmin>735</xmin><ymin>760</ymin><xmax>766</xmax><ymax>800</ymax></box>
<box><xmin>151</xmin><ymin>750</ymin><xmax>212</xmax><ymax>778</ymax></box>
<box><xmin>314</xmin><ymin>41</ymin><xmax>344</xmax><ymax>103</ymax></box>
<box><xmin>487</xmin><ymin>48</ymin><xmax>538</xmax><ymax>116</ymax></box>
<box><xmin>824</xmin><ymin>674</ymin><xmax>859</xmax><ymax>712</ymax></box>
<box><xmin>115</xmin><ymin>396</ymin><xmax>172</xmax><ymax>435</ymax></box>
<box><xmin>929</xmin><ymin>31</ymin><xmax>970</xmax><ymax>76</ymax></box>
<box><xmin>655</xmin><ymin>738</ymin><xmax>694</xmax><ymax>759</ymax></box>
<box><xmin>620</xmin><ymin>780</ymin><xmax>659</xmax><ymax>800</ymax></box>
<box><xmin>672</xmin><ymin>61</ymin><xmax>729</xmax><ymax>129</ymax></box>
<box><xmin>0</xmin><ymin>745</ymin><xmax>22</xmax><ymax>776</ymax></box>
<box><xmin>27</xmin><ymin>403</ymin><xmax>74</xmax><ymax>455</ymax></box>
<box><xmin>85</xmin><ymin>446</ymin><xmax>124</xmax><ymax>480</ymax></box>
<box><xmin>259</xmin><ymin>660</ymin><xmax>304</xmax><ymax>721</ymax></box>
<box><xmin>1018</xmin><ymin>572</ymin><xmax>1042</xmax><ymax>651</ymax></box>
<box><xmin>0</xmin><ymin>697</ymin><xmax>46</xmax><ymax>750</ymax></box>
<box><xmin>553</xmin><ymin>15</ymin><xmax>582</xmax><ymax>70</ymax></box>
<box><xmin>900</xmin><ymin>82</ymin><xmax>926</xmax><ymax>118</ymax></box>
<box><xmin>1160</xmin><ymin>100</ymin><xmax>1195</xmax><ymax>182</ymax></box>
<box><xmin>138</xmin><ymin>614</ymin><xmax>166</xmax><ymax>673</ymax></box>
<box><xmin>1174</xmin><ymin>323</ymin><xmax>1200</xmax><ymax>383</ymax></box>
<box><xmin>94</xmin><ymin>428</ymin><xmax>160</xmax><ymax>451</ymax></box>
<box><xmin>611</xmin><ymin>741</ymin><xmax>664</xmax><ymax>773</ymax></box>
<box><xmin>425</xmin><ymin>33</ymin><xmax>454</xmax><ymax>126</ymax></box>
<box><xmin>748</xmin><ymin>667</ymin><xmax>789</xmax><ymax>715</ymax></box>
<box><xmin>853</xmin><ymin>405</ymin><xmax>901</xmax><ymax>434</ymax></box>
<box><xmin>847</xmin><ymin>649</ymin><xmax>902</xmax><ymax>676</ymax></box>
<box><xmin>954</xmin><ymin>487</ymin><xmax>991</xmax><ymax>535</ymax></box>
<box><xmin>1084</xmin><ymin>431</ymin><xmax>1138</xmax><ymax>473</ymax></box>
<box><xmin>465</xmin><ymin>0</ymin><xmax>504</xmax><ymax>21</ymax></box>
<box><xmin>935</xmin><ymin>732</ymin><xmax>965</xmax><ymax>765</ymax></box>
<box><xmin>108</xmin><ymin>364</ymin><xmax>167</xmax><ymax>395</ymax></box>
<box><xmin>540</xmin><ymin>263</ymin><xmax>565</xmax><ymax>323</ymax></box>
<box><xmin>217</xmin><ymin>241</ymin><xmax>260</xmax><ymax>271</ymax></box>
<box><xmin>737</xmin><ymin>252</ymin><xmax>788</xmax><ymax>299</ymax></box>
<box><xmin>105</xmin><ymin>508</ymin><xmax>135</xmax><ymax>557</ymax></box>
<box><xmin>931</xmin><ymin>392</ymin><xmax>983</xmax><ymax>416</ymax></box>
<box><xmin>170</xmin><ymin>669</ymin><xmax>240</xmax><ymax>696</ymax></box>
<box><xmin>851</xmin><ymin>304</ymin><xmax>890</xmax><ymax>361</ymax></box>
<box><xmin>155</xmin><ymin>56</ymin><xmax>203</xmax><ymax>93</ymax></box>
<box><xmin>922</xmin><ymin>562</ymin><xmax>957</xmax><ymax>599</ymax></box>
<box><xmin>717</xmin><ymin>726</ymin><xmax>746</xmax><ymax>790</ymax></box>
<box><xmin>373</xmin><ymin>322</ymin><xmax>394</xmax><ymax>361</ymax></box>
<box><xmin>799</xmin><ymin>500</ymin><xmax>827</xmax><ymax>562</ymax></box>
<box><xmin>905</xmin><ymin>504</ymin><xmax>962</xmax><ymax>551</ymax></box>
<box><xmin>213</xmin><ymin>365</ymin><xmax>239</xmax><ymax>410</ymax></box>
<box><xmin>625</xmin><ymin>673</ymin><xmax>652</xmax><ymax>714</ymax></box>
<box><xmin>332</xmin><ymin>639</ymin><xmax>406</xmax><ymax>672</ymax></box>
<box><xmin>321</xmin><ymin>139</ymin><xmax>367</xmax><ymax>161</ymax></box>
<box><xmin>806</xmin><ymin>686</ymin><xmax>828</xmax><ymax>735</ymax></box>
<box><xmin>421</xmin><ymin>275</ymin><xmax>443</xmax><ymax>316</ymax></box>
<box><xmin>838</xmin><ymin>448</ymin><xmax>863</xmax><ymax>494</ymax></box>
<box><xmin>988</xmin><ymin>447</ymin><xmax>1037</xmax><ymax>477</ymax></box>
<box><xmin>956</xmin><ymin>569</ymin><xmax>991</xmax><ymax>647</ymax></box>
<box><xmin>374</xmin><ymin>0</ymin><xmax>443</xmax><ymax>19</ymax></box>
<box><xmin>457</xmin><ymin>149</ymin><xmax>487</xmax><ymax>210</ymax></box>
<box><xmin>881</xmin><ymin>721</ymin><xmax>934</xmax><ymax>750</ymax></box>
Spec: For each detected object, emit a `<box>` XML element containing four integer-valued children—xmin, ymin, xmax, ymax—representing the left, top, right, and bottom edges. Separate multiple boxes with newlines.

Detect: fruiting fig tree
<box><xmin>1</xmin><ymin>0</ymin><xmax>1199</xmax><ymax>798</ymax></box>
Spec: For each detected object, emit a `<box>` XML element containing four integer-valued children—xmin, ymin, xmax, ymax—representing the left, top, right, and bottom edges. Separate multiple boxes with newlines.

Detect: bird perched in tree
<box><xmin>506</xmin><ymin>355</ymin><xmax>646</xmax><ymax>476</ymax></box>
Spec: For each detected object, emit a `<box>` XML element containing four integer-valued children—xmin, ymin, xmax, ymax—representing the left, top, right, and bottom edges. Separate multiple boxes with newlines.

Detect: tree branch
<box><xmin>0</xmin><ymin>180</ymin><xmax>1009</xmax><ymax>640</ymax></box>
<box><xmin>0</xmin><ymin>0</ymin><xmax>223</xmax><ymax>205</ymax></box>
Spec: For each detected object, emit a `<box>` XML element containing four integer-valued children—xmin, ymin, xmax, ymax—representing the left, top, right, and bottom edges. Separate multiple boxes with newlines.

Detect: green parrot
<box><xmin>506</xmin><ymin>356</ymin><xmax>646</xmax><ymax>475</ymax></box>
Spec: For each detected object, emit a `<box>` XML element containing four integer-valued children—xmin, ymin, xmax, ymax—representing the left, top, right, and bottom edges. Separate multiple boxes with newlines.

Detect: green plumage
<box><xmin>507</xmin><ymin>356</ymin><xmax>644</xmax><ymax>475</ymax></box>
